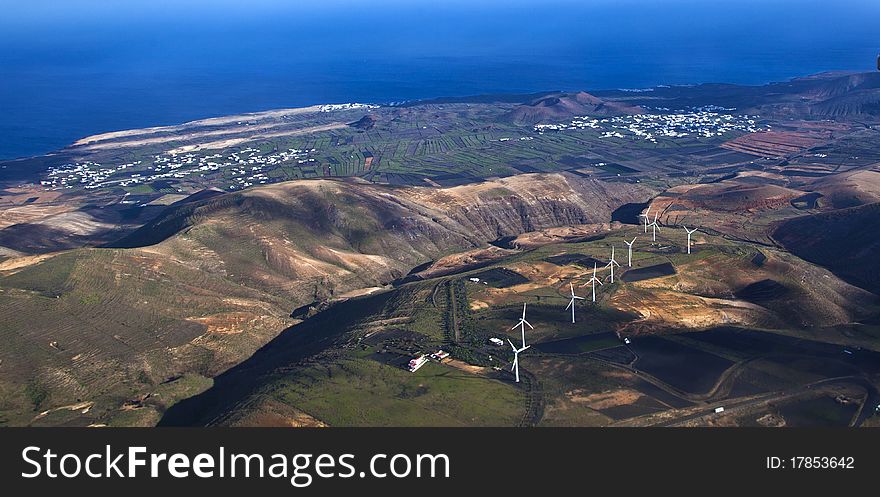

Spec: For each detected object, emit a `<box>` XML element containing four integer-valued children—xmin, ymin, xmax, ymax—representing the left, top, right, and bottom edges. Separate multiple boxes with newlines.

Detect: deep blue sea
<box><xmin>1</xmin><ymin>0</ymin><xmax>878</xmax><ymax>160</ymax></box>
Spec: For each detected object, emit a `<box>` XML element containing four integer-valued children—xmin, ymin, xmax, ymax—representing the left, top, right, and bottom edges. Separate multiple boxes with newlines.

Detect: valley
<box><xmin>160</xmin><ymin>225</ymin><xmax>880</xmax><ymax>427</ymax></box>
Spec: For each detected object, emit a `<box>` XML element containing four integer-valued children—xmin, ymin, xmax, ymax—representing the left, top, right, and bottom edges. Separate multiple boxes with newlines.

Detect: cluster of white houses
<box><xmin>319</xmin><ymin>103</ymin><xmax>378</xmax><ymax>112</ymax></box>
<box><xmin>535</xmin><ymin>110</ymin><xmax>764</xmax><ymax>143</ymax></box>
<box><xmin>41</xmin><ymin>147</ymin><xmax>316</xmax><ymax>191</ymax></box>
<box><xmin>39</xmin><ymin>102</ymin><xmax>382</xmax><ymax>190</ymax></box>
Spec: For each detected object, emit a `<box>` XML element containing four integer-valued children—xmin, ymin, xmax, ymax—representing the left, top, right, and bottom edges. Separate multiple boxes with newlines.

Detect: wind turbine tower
<box><xmin>684</xmin><ymin>226</ymin><xmax>698</xmax><ymax>254</ymax></box>
<box><xmin>508</xmin><ymin>339</ymin><xmax>530</xmax><ymax>383</ymax></box>
<box><xmin>587</xmin><ymin>262</ymin><xmax>603</xmax><ymax>302</ymax></box>
<box><xmin>605</xmin><ymin>246</ymin><xmax>621</xmax><ymax>283</ymax></box>
<box><xmin>624</xmin><ymin>237</ymin><xmax>637</xmax><ymax>267</ymax></box>
<box><xmin>647</xmin><ymin>212</ymin><xmax>661</xmax><ymax>242</ymax></box>
<box><xmin>640</xmin><ymin>208</ymin><xmax>650</xmax><ymax>233</ymax></box>
<box><xmin>510</xmin><ymin>302</ymin><xmax>533</xmax><ymax>349</ymax></box>
<box><xmin>565</xmin><ymin>282</ymin><xmax>585</xmax><ymax>323</ymax></box>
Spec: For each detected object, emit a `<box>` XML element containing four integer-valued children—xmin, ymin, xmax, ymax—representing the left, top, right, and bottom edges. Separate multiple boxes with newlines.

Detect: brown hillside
<box><xmin>503</xmin><ymin>91</ymin><xmax>643</xmax><ymax>124</ymax></box>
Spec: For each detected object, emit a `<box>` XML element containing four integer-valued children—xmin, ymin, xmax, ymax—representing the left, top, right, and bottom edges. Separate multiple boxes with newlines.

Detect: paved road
<box><xmin>657</xmin><ymin>375</ymin><xmax>879</xmax><ymax>427</ymax></box>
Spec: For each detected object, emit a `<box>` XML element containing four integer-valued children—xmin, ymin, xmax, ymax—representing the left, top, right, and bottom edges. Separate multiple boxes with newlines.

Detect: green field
<box><xmin>264</xmin><ymin>355</ymin><xmax>524</xmax><ymax>426</ymax></box>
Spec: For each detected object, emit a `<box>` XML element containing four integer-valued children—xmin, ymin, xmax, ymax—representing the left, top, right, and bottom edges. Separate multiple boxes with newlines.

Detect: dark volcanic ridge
<box><xmin>594</xmin><ymin>71</ymin><xmax>880</xmax><ymax>118</ymax></box>
<box><xmin>395</xmin><ymin>91</ymin><xmax>559</xmax><ymax>107</ymax></box>
<box><xmin>347</xmin><ymin>114</ymin><xmax>377</xmax><ymax>131</ymax></box>
<box><xmin>503</xmin><ymin>91</ymin><xmax>644</xmax><ymax>124</ymax></box>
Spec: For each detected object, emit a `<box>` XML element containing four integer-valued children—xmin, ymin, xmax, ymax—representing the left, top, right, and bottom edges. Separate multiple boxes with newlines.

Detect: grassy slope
<box><xmin>0</xmin><ymin>246</ymin><xmax>294</xmax><ymax>426</ymax></box>
<box><xmin>3</xmin><ymin>175</ymin><xmax>878</xmax><ymax>426</ymax></box>
<box><xmin>269</xmin><ymin>356</ymin><xmax>523</xmax><ymax>427</ymax></box>
<box><xmin>164</xmin><ymin>226</ymin><xmax>880</xmax><ymax>427</ymax></box>
<box><xmin>772</xmin><ymin>202</ymin><xmax>880</xmax><ymax>295</ymax></box>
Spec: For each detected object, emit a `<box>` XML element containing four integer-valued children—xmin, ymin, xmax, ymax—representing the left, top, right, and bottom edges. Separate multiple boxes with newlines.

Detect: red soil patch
<box><xmin>721</xmin><ymin>131</ymin><xmax>828</xmax><ymax>158</ymax></box>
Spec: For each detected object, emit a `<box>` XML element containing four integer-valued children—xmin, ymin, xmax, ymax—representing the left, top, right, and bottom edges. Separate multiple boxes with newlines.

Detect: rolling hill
<box><xmin>772</xmin><ymin>202</ymin><xmax>880</xmax><ymax>295</ymax></box>
<box><xmin>0</xmin><ymin>173</ymin><xmax>653</xmax><ymax>426</ymax></box>
<box><xmin>159</xmin><ymin>223</ymin><xmax>880</xmax><ymax>427</ymax></box>
<box><xmin>503</xmin><ymin>91</ymin><xmax>643</xmax><ymax>124</ymax></box>
<box><xmin>593</xmin><ymin>71</ymin><xmax>880</xmax><ymax>119</ymax></box>
<box><xmin>807</xmin><ymin>170</ymin><xmax>880</xmax><ymax>209</ymax></box>
<box><xmin>2</xmin><ymin>70</ymin><xmax>880</xmax><ymax>427</ymax></box>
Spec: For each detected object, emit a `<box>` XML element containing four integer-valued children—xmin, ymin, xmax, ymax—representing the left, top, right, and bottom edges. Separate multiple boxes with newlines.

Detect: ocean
<box><xmin>1</xmin><ymin>0</ymin><xmax>878</xmax><ymax>160</ymax></box>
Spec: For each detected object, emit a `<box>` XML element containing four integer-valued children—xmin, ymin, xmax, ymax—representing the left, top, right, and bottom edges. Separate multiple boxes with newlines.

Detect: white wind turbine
<box><xmin>510</xmin><ymin>302</ymin><xmax>533</xmax><ymax>349</ymax></box>
<box><xmin>624</xmin><ymin>237</ymin><xmax>637</xmax><ymax>267</ymax></box>
<box><xmin>684</xmin><ymin>226</ymin><xmax>698</xmax><ymax>254</ymax></box>
<box><xmin>647</xmin><ymin>212</ymin><xmax>661</xmax><ymax>242</ymax></box>
<box><xmin>508</xmin><ymin>339</ymin><xmax>530</xmax><ymax>383</ymax></box>
<box><xmin>565</xmin><ymin>282</ymin><xmax>585</xmax><ymax>324</ymax></box>
<box><xmin>640</xmin><ymin>208</ymin><xmax>650</xmax><ymax>233</ymax></box>
<box><xmin>605</xmin><ymin>246</ymin><xmax>621</xmax><ymax>283</ymax></box>
<box><xmin>587</xmin><ymin>262</ymin><xmax>603</xmax><ymax>302</ymax></box>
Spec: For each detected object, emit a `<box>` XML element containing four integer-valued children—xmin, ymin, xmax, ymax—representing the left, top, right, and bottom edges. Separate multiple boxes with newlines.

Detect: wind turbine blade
<box><xmin>574</xmin><ymin>296</ymin><xmax>585</xmax><ymax>300</ymax></box>
<box><xmin>523</xmin><ymin>320</ymin><xmax>534</xmax><ymax>329</ymax></box>
<box><xmin>566</xmin><ymin>300</ymin><xmax>573</xmax><ymax>310</ymax></box>
<box><xmin>522</xmin><ymin>345</ymin><xmax>531</xmax><ymax>351</ymax></box>
<box><xmin>508</xmin><ymin>339</ymin><xmax>516</xmax><ymax>350</ymax></box>
<box><xmin>510</xmin><ymin>323</ymin><xmax>520</xmax><ymax>331</ymax></box>
<box><xmin>597</xmin><ymin>279</ymin><xmax>604</xmax><ymax>286</ymax></box>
